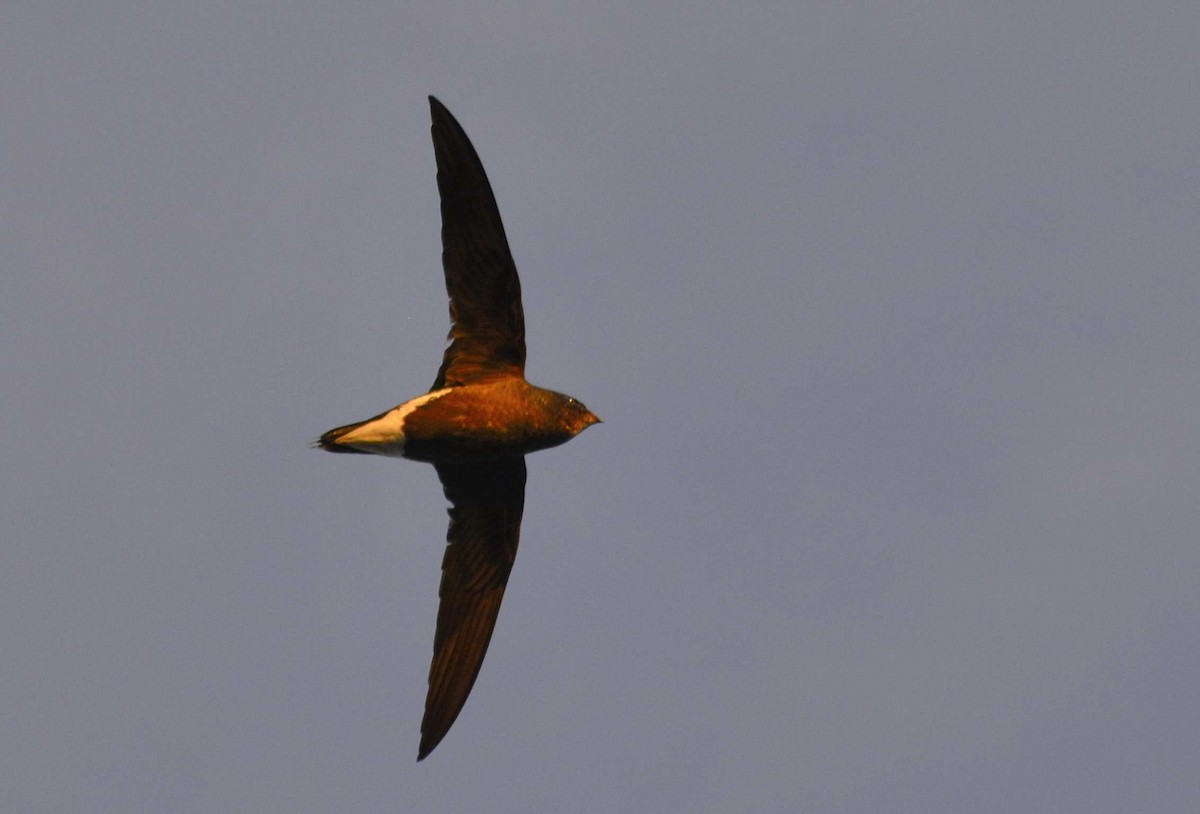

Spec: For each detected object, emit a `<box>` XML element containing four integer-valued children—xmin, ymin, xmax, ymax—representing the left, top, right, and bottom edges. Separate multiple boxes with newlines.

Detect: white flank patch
<box><xmin>337</xmin><ymin>388</ymin><xmax>453</xmax><ymax>457</ymax></box>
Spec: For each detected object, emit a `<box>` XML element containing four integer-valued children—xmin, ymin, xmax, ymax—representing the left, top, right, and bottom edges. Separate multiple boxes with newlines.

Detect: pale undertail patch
<box><xmin>336</xmin><ymin>388</ymin><xmax>453</xmax><ymax>457</ymax></box>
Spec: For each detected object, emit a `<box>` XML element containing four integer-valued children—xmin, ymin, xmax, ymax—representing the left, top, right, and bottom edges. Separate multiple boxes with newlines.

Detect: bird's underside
<box><xmin>317</xmin><ymin>96</ymin><xmax>599</xmax><ymax>761</ymax></box>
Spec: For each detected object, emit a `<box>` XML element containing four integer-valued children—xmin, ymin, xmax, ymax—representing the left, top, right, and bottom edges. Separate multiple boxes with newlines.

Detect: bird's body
<box><xmin>317</xmin><ymin>97</ymin><xmax>599</xmax><ymax>761</ymax></box>
<box><xmin>320</xmin><ymin>378</ymin><xmax>596</xmax><ymax>462</ymax></box>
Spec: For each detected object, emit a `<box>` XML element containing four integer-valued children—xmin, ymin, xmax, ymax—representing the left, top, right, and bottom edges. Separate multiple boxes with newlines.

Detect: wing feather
<box><xmin>418</xmin><ymin>457</ymin><xmax>527</xmax><ymax>760</ymax></box>
<box><xmin>428</xmin><ymin>97</ymin><xmax>526</xmax><ymax>389</ymax></box>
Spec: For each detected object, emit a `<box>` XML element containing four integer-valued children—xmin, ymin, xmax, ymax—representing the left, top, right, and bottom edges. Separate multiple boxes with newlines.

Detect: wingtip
<box><xmin>429</xmin><ymin>95</ymin><xmax>454</xmax><ymax>130</ymax></box>
<box><xmin>416</xmin><ymin>732</ymin><xmax>440</xmax><ymax>762</ymax></box>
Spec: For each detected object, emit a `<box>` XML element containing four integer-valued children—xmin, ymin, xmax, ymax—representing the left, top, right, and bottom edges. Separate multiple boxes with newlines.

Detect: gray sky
<box><xmin>4</xmin><ymin>3</ymin><xmax>1199</xmax><ymax>812</ymax></box>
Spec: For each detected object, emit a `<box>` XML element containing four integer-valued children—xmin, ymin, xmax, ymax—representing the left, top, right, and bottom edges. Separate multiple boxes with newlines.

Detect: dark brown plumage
<box><xmin>429</xmin><ymin>97</ymin><xmax>526</xmax><ymax>389</ymax></box>
<box><xmin>317</xmin><ymin>97</ymin><xmax>599</xmax><ymax>761</ymax></box>
<box><xmin>421</xmin><ymin>458</ymin><xmax>525</xmax><ymax>760</ymax></box>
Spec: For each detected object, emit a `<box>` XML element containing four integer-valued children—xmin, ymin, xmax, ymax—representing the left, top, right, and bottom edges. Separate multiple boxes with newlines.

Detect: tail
<box><xmin>313</xmin><ymin>421</ymin><xmax>373</xmax><ymax>454</ymax></box>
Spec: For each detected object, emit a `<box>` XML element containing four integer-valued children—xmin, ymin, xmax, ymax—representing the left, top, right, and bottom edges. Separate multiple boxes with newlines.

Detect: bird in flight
<box><xmin>317</xmin><ymin>97</ymin><xmax>600</xmax><ymax>761</ymax></box>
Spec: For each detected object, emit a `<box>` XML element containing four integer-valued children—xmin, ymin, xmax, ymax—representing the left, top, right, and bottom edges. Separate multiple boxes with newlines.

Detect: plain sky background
<box><xmin>4</xmin><ymin>3</ymin><xmax>1199</xmax><ymax>812</ymax></box>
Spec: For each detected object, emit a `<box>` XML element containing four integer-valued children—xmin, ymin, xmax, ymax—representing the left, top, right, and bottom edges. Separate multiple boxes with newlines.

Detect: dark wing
<box><xmin>428</xmin><ymin>96</ymin><xmax>526</xmax><ymax>390</ymax></box>
<box><xmin>418</xmin><ymin>457</ymin><xmax>527</xmax><ymax>760</ymax></box>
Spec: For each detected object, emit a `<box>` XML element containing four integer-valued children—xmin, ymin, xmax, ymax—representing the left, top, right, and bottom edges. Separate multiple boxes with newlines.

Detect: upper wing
<box><xmin>428</xmin><ymin>96</ymin><xmax>526</xmax><ymax>390</ymax></box>
<box><xmin>419</xmin><ymin>457</ymin><xmax>527</xmax><ymax>760</ymax></box>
